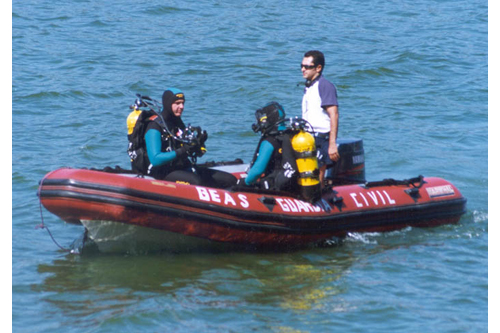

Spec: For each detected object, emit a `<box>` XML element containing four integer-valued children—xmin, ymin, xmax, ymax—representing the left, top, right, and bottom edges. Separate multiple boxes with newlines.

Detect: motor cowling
<box><xmin>291</xmin><ymin>130</ymin><xmax>321</xmax><ymax>202</ymax></box>
<box><xmin>324</xmin><ymin>138</ymin><xmax>366</xmax><ymax>185</ymax></box>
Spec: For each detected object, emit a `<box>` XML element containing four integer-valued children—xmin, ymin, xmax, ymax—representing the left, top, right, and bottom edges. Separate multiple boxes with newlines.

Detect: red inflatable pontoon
<box><xmin>38</xmin><ymin>149</ymin><xmax>467</xmax><ymax>253</ymax></box>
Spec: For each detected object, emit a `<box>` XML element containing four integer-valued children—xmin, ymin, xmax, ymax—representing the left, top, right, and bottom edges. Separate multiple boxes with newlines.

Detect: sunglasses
<box><xmin>301</xmin><ymin>64</ymin><xmax>316</xmax><ymax>69</ymax></box>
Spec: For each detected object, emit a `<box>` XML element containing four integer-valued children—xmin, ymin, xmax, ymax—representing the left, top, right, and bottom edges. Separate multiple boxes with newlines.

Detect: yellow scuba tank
<box><xmin>127</xmin><ymin>107</ymin><xmax>142</xmax><ymax>135</ymax></box>
<box><xmin>291</xmin><ymin>130</ymin><xmax>321</xmax><ymax>202</ymax></box>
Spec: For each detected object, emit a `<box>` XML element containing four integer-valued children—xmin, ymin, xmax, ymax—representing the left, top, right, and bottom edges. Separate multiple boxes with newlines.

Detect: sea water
<box><xmin>12</xmin><ymin>0</ymin><xmax>488</xmax><ymax>332</ymax></box>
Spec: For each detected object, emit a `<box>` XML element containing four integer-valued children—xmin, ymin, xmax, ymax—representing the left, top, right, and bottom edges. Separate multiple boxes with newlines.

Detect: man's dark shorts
<box><xmin>315</xmin><ymin>135</ymin><xmax>336</xmax><ymax>168</ymax></box>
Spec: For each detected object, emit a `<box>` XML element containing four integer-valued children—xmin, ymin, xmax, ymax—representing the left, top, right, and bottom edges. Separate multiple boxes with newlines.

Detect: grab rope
<box><xmin>36</xmin><ymin>173</ymin><xmax>71</xmax><ymax>253</ymax></box>
<box><xmin>364</xmin><ymin>175</ymin><xmax>426</xmax><ymax>189</ymax></box>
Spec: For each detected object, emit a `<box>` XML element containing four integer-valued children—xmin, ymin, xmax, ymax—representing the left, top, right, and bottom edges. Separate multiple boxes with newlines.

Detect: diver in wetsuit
<box><xmin>243</xmin><ymin>102</ymin><xmax>298</xmax><ymax>193</ymax></box>
<box><xmin>131</xmin><ymin>88</ymin><xmax>237</xmax><ymax>188</ymax></box>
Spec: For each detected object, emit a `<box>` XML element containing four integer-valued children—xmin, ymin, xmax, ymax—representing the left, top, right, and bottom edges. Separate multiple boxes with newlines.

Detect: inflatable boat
<box><xmin>38</xmin><ymin>139</ymin><xmax>467</xmax><ymax>253</ymax></box>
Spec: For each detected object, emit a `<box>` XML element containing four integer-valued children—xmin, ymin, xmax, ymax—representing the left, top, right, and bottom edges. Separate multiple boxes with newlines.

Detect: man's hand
<box><xmin>328</xmin><ymin>144</ymin><xmax>340</xmax><ymax>162</ymax></box>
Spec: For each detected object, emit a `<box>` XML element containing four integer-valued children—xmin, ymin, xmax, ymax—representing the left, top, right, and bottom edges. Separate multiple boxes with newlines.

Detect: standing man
<box><xmin>301</xmin><ymin>50</ymin><xmax>340</xmax><ymax>186</ymax></box>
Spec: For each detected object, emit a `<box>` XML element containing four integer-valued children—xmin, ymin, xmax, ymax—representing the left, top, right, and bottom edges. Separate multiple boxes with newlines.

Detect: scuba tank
<box><xmin>126</xmin><ymin>96</ymin><xmax>156</xmax><ymax>174</ymax></box>
<box><xmin>291</xmin><ymin>130</ymin><xmax>321</xmax><ymax>202</ymax></box>
<box><xmin>127</xmin><ymin>107</ymin><xmax>142</xmax><ymax>135</ymax></box>
<box><xmin>127</xmin><ymin>96</ymin><xmax>151</xmax><ymax>137</ymax></box>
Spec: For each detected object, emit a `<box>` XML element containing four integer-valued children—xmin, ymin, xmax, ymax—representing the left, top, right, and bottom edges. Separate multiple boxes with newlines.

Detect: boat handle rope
<box><xmin>363</xmin><ymin>175</ymin><xmax>426</xmax><ymax>189</ymax></box>
<box><xmin>363</xmin><ymin>175</ymin><xmax>426</xmax><ymax>202</ymax></box>
<box><xmin>36</xmin><ymin>171</ymin><xmax>72</xmax><ymax>253</ymax></box>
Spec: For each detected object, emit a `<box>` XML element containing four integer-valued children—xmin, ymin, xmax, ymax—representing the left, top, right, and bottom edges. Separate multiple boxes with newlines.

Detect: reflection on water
<box><xmin>32</xmin><ymin>226</ymin><xmax>450</xmax><ymax>330</ymax></box>
<box><xmin>33</xmin><ymin>244</ymin><xmax>358</xmax><ymax>326</ymax></box>
<box><xmin>25</xmin><ymin>211</ymin><xmax>486</xmax><ymax>331</ymax></box>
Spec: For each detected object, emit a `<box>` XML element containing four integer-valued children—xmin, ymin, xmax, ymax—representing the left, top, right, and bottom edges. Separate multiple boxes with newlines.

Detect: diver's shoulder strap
<box><xmin>150</xmin><ymin>114</ymin><xmax>170</xmax><ymax>132</ymax></box>
<box><xmin>278</xmin><ymin>133</ymin><xmax>298</xmax><ymax>171</ymax></box>
<box><xmin>263</xmin><ymin>135</ymin><xmax>281</xmax><ymax>151</ymax></box>
<box><xmin>249</xmin><ymin>133</ymin><xmax>283</xmax><ymax>167</ymax></box>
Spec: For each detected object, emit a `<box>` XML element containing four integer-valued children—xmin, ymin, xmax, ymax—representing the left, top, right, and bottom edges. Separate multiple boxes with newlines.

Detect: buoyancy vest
<box><xmin>127</xmin><ymin>110</ymin><xmax>191</xmax><ymax>177</ymax></box>
<box><xmin>127</xmin><ymin>108</ymin><xmax>156</xmax><ymax>174</ymax></box>
<box><xmin>251</xmin><ymin>133</ymin><xmax>299</xmax><ymax>193</ymax></box>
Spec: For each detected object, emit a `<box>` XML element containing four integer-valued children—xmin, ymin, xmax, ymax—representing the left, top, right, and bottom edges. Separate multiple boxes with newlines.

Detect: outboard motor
<box><xmin>324</xmin><ymin>139</ymin><xmax>366</xmax><ymax>185</ymax></box>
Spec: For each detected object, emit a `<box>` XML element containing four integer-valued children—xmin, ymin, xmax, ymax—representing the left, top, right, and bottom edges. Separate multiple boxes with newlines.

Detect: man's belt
<box><xmin>313</xmin><ymin>132</ymin><xmax>329</xmax><ymax>138</ymax></box>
